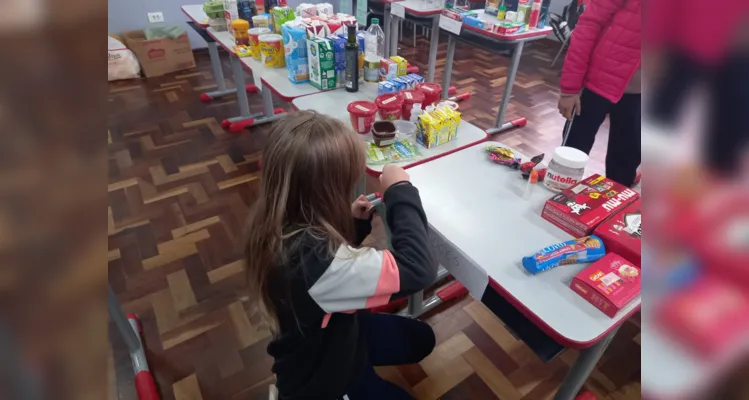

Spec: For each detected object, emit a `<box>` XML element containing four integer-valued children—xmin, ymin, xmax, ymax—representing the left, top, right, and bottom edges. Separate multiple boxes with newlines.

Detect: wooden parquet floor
<box><xmin>108</xmin><ymin>34</ymin><xmax>637</xmax><ymax>400</ymax></box>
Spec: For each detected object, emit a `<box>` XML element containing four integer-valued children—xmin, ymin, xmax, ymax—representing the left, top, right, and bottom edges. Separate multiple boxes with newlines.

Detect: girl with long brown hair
<box><xmin>244</xmin><ymin>111</ymin><xmax>436</xmax><ymax>400</ymax></box>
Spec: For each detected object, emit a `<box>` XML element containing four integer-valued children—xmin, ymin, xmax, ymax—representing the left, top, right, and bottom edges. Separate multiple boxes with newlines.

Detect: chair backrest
<box><xmin>566</xmin><ymin>0</ymin><xmax>585</xmax><ymax>30</ymax></box>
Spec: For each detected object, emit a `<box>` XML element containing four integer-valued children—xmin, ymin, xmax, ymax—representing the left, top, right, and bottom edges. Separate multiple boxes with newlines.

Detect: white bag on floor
<box><xmin>108</xmin><ymin>35</ymin><xmax>141</xmax><ymax>81</ymax></box>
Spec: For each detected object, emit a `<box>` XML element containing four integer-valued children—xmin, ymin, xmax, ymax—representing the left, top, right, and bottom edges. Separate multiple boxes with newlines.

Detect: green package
<box><xmin>365</xmin><ymin>140</ymin><xmax>420</xmax><ymax>164</ymax></box>
<box><xmin>307</xmin><ymin>37</ymin><xmax>336</xmax><ymax>90</ymax></box>
<box><xmin>270</xmin><ymin>7</ymin><xmax>295</xmax><ymax>33</ymax></box>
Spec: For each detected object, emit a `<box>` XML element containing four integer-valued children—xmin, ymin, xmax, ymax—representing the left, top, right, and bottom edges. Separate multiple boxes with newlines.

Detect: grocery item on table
<box><xmin>433</xmin><ymin>100</ymin><xmax>459</xmax><ymax>111</ymax></box>
<box><xmin>295</xmin><ymin>3</ymin><xmax>317</xmax><ymax>18</ymax></box>
<box><xmin>391</xmin><ymin>77</ymin><xmax>409</xmax><ymax>92</ymax></box>
<box><xmin>401</xmin><ymin>90</ymin><xmax>425</xmax><ymax>120</ymax></box>
<box><xmin>390</xmin><ymin>56</ymin><xmax>407</xmax><ymax>76</ymax></box>
<box><xmin>270</xmin><ymin>6</ymin><xmax>295</xmax><ymax>33</ymax></box>
<box><xmin>252</xmin><ymin>14</ymin><xmax>270</xmax><ymax>28</ymax></box>
<box><xmin>348</xmin><ymin>100</ymin><xmax>377</xmax><ymax>134</ymax></box>
<box><xmin>364</xmin><ymin>18</ymin><xmax>384</xmax><ymax>82</ymax></box>
<box><xmin>495</xmin><ymin>21</ymin><xmax>526</xmax><ymax>35</ymax></box>
<box><xmin>327</xmin><ymin>34</ymin><xmax>347</xmax><ymax>88</ymax></box>
<box><xmin>543</xmin><ymin>146</ymin><xmax>588</xmax><ymax>192</ymax></box>
<box><xmin>464</xmin><ymin>16</ymin><xmax>496</xmax><ymax>31</ymax></box>
<box><xmin>528</xmin><ymin>0</ymin><xmax>541</xmax><ymax>27</ymax></box>
<box><xmin>378</xmin><ymin>81</ymin><xmax>398</xmax><ymax>95</ymax></box>
<box><xmin>416</xmin><ymin>104</ymin><xmax>461</xmax><ymax>149</ymax></box>
<box><xmin>485</xmin><ymin>0</ymin><xmax>500</xmax><ymax>15</ymax></box>
<box><xmin>542</xmin><ymin>174</ymin><xmax>640</xmax><ymax>237</ymax></box>
<box><xmin>380</xmin><ymin>59</ymin><xmax>398</xmax><ymax>81</ymax></box>
<box><xmin>307</xmin><ymin>37</ymin><xmax>337</xmax><ymax>89</ymax></box>
<box><xmin>365</xmin><ymin>140</ymin><xmax>420</xmax><ymax>164</ymax></box>
<box><xmin>248</xmin><ymin>27</ymin><xmax>271</xmax><ymax>60</ymax></box>
<box><xmin>345</xmin><ymin>24</ymin><xmax>359</xmax><ymax>92</ymax></box>
<box><xmin>571</xmin><ymin>253</ymin><xmax>640</xmax><ymax>318</ymax></box>
<box><xmin>523</xmin><ymin>170</ymin><xmax>539</xmax><ymax>199</ymax></box>
<box><xmin>408</xmin><ymin>73</ymin><xmax>424</xmax><ymax>87</ymax></box>
<box><xmin>371</xmin><ymin>121</ymin><xmax>397</xmax><ymax>147</ymax></box>
<box><xmin>259</xmin><ymin>34</ymin><xmax>285</xmax><ymax>67</ymax></box>
<box><xmin>593</xmin><ymin>199</ymin><xmax>641</xmax><ymax>267</ymax></box>
<box><xmin>316</xmin><ymin>2</ymin><xmax>335</xmax><ymax>16</ymax></box>
<box><xmin>225</xmin><ymin>0</ymin><xmax>240</xmax><ymax>33</ymax></box>
<box><xmin>519</xmin><ymin>154</ymin><xmax>546</xmax><ymax>180</ymax></box>
<box><xmin>522</xmin><ymin>235</ymin><xmax>606</xmax><ymax>275</ymax></box>
<box><xmin>393</xmin><ymin>120</ymin><xmax>417</xmax><ymax>142</ymax></box>
<box><xmin>416</xmin><ymin>82</ymin><xmax>442</xmax><ymax>110</ymax></box>
<box><xmin>304</xmin><ymin>20</ymin><xmax>330</xmax><ymax>37</ymax></box>
<box><xmin>517</xmin><ymin>4</ymin><xmax>530</xmax><ymax>23</ymax></box>
<box><xmin>485</xmin><ymin>145</ymin><xmax>521</xmax><ymax>166</ymax></box>
<box><xmin>204</xmin><ymin>0</ymin><xmax>225</xmax><ymax>18</ymax></box>
<box><xmin>497</xmin><ymin>3</ymin><xmax>506</xmax><ymax>19</ymax></box>
<box><xmin>504</xmin><ymin>10</ymin><xmax>517</xmax><ymax>21</ymax></box>
<box><xmin>237</xmin><ymin>0</ymin><xmax>255</xmax><ymax>21</ymax></box>
<box><xmin>375</xmin><ymin>93</ymin><xmax>405</xmax><ymax>121</ymax></box>
<box><xmin>232</xmin><ymin>19</ymin><xmax>251</xmax><ymax>46</ymax></box>
<box><xmin>281</xmin><ymin>23</ymin><xmax>307</xmax><ymax>82</ymax></box>
<box><xmin>537</xmin><ymin>0</ymin><xmax>550</xmax><ymax>28</ymax></box>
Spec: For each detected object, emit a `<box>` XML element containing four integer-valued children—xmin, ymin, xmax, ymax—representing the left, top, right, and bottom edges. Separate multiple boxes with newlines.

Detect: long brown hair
<box><xmin>244</xmin><ymin>111</ymin><xmax>365</xmax><ymax>328</ymax></box>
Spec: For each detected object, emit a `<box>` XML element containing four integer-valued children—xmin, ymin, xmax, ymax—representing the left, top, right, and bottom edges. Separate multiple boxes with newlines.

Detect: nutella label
<box><xmin>544</xmin><ymin>170</ymin><xmax>581</xmax><ymax>191</ymax></box>
<box><xmin>382</xmin><ymin>96</ymin><xmax>397</xmax><ymax>105</ymax></box>
<box><xmin>354</xmin><ymin>105</ymin><xmax>371</xmax><ymax>112</ymax></box>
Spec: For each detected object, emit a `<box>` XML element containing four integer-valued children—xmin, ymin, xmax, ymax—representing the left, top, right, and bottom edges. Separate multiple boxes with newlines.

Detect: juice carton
<box><xmin>327</xmin><ymin>35</ymin><xmax>347</xmax><ymax>88</ymax></box>
<box><xmin>380</xmin><ymin>59</ymin><xmax>398</xmax><ymax>81</ymax></box>
<box><xmin>593</xmin><ymin>199</ymin><xmax>641</xmax><ymax>266</ymax></box>
<box><xmin>542</xmin><ymin>174</ymin><xmax>640</xmax><ymax>237</ymax></box>
<box><xmin>570</xmin><ymin>253</ymin><xmax>641</xmax><ymax>318</ymax></box>
<box><xmin>390</xmin><ymin>56</ymin><xmax>408</xmax><ymax>76</ymax></box>
<box><xmin>407</xmin><ymin>73</ymin><xmax>424</xmax><ymax>85</ymax></box>
<box><xmin>378</xmin><ymin>81</ymin><xmax>398</xmax><ymax>95</ymax></box>
<box><xmin>307</xmin><ymin>37</ymin><xmax>336</xmax><ymax>89</ymax></box>
<box><xmin>391</xmin><ymin>77</ymin><xmax>409</xmax><ymax>92</ymax></box>
<box><xmin>281</xmin><ymin>23</ymin><xmax>309</xmax><ymax>83</ymax></box>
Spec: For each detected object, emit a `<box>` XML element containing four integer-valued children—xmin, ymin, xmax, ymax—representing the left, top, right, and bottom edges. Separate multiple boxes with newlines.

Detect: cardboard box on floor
<box><xmin>122</xmin><ymin>30</ymin><xmax>196</xmax><ymax>77</ymax></box>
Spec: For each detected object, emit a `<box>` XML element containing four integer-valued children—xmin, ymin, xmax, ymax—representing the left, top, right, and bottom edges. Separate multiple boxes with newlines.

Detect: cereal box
<box><xmin>542</xmin><ymin>174</ymin><xmax>640</xmax><ymax>238</ymax></box>
<box><xmin>307</xmin><ymin>37</ymin><xmax>337</xmax><ymax>89</ymax></box>
<box><xmin>593</xmin><ymin>199</ymin><xmax>641</xmax><ymax>266</ymax></box>
<box><xmin>390</xmin><ymin>56</ymin><xmax>408</xmax><ymax>76</ymax></box>
<box><xmin>570</xmin><ymin>253</ymin><xmax>641</xmax><ymax>318</ymax></box>
<box><xmin>380</xmin><ymin>59</ymin><xmax>398</xmax><ymax>81</ymax></box>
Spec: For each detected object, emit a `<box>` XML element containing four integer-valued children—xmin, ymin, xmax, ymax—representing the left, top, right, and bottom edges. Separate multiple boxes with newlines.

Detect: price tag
<box><xmin>439</xmin><ymin>14</ymin><xmax>462</xmax><ymax>35</ymax></box>
<box><xmin>391</xmin><ymin>3</ymin><xmax>406</xmax><ymax>19</ymax></box>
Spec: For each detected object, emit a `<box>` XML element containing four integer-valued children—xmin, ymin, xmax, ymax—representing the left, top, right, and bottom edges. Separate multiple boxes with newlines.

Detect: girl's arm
<box><xmin>306</xmin><ymin>183</ymin><xmax>437</xmax><ymax>313</ymax></box>
<box><xmin>560</xmin><ymin>0</ymin><xmax>625</xmax><ymax>95</ymax></box>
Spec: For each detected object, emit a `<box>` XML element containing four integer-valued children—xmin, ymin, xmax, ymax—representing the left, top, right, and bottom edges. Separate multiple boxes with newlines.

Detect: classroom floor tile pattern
<box><xmin>108</xmin><ymin>33</ymin><xmax>637</xmax><ymax>400</ymax></box>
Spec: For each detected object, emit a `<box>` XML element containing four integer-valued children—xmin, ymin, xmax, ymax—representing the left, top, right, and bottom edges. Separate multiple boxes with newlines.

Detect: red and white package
<box><xmin>593</xmin><ymin>199</ymin><xmax>642</xmax><ymax>266</ymax></box>
<box><xmin>570</xmin><ymin>253</ymin><xmax>641</xmax><ymax>318</ymax></box>
<box><xmin>542</xmin><ymin>174</ymin><xmax>640</xmax><ymax>237</ymax></box>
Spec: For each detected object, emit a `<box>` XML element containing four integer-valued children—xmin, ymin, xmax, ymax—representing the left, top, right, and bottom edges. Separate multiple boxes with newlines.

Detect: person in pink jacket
<box><xmin>557</xmin><ymin>0</ymin><xmax>641</xmax><ymax>187</ymax></box>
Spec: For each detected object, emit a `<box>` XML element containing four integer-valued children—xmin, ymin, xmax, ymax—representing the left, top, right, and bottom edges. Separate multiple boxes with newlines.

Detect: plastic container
<box><xmin>348</xmin><ymin>100</ymin><xmax>377</xmax><ymax>134</ymax></box>
<box><xmin>252</xmin><ymin>15</ymin><xmax>270</xmax><ymax>28</ymax></box>
<box><xmin>401</xmin><ymin>90</ymin><xmax>425</xmax><ymax>120</ymax></box>
<box><xmin>375</xmin><ymin>93</ymin><xmax>405</xmax><ymax>120</ymax></box>
<box><xmin>543</xmin><ymin>146</ymin><xmax>589</xmax><ymax>192</ymax></box>
<box><xmin>416</xmin><ymin>83</ymin><xmax>442</xmax><ymax>110</ymax></box>
<box><xmin>248</xmin><ymin>27</ymin><xmax>271</xmax><ymax>60</ymax></box>
<box><xmin>259</xmin><ymin>34</ymin><xmax>285</xmax><ymax>67</ymax></box>
<box><xmin>371</xmin><ymin>121</ymin><xmax>397</xmax><ymax>147</ymax></box>
<box><xmin>209</xmin><ymin>18</ymin><xmax>228</xmax><ymax>32</ymax></box>
<box><xmin>394</xmin><ymin>120</ymin><xmax>417</xmax><ymax>142</ymax></box>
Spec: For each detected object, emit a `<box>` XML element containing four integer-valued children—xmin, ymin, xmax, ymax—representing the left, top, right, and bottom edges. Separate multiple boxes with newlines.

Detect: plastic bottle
<box><xmin>364</xmin><ymin>18</ymin><xmax>384</xmax><ymax>82</ymax></box>
<box><xmin>409</xmin><ymin>104</ymin><xmax>423</xmax><ymax>124</ymax></box>
<box><xmin>528</xmin><ymin>0</ymin><xmax>541</xmax><ymax>28</ymax></box>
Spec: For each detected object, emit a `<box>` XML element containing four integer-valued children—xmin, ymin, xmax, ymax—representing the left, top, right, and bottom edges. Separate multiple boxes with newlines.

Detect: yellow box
<box><xmin>390</xmin><ymin>56</ymin><xmax>408</xmax><ymax>76</ymax></box>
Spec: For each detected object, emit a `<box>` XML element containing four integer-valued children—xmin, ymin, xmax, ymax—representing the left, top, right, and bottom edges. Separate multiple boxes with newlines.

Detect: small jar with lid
<box><xmin>543</xmin><ymin>146</ymin><xmax>589</xmax><ymax>192</ymax></box>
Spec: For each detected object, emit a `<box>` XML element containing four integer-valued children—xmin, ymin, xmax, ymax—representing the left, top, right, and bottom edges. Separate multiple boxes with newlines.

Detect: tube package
<box><xmin>522</xmin><ymin>236</ymin><xmax>606</xmax><ymax>275</ymax></box>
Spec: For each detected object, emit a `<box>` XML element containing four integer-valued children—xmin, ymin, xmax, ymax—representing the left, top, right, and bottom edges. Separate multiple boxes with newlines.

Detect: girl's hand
<box><xmin>380</xmin><ymin>164</ymin><xmax>409</xmax><ymax>189</ymax></box>
<box><xmin>558</xmin><ymin>93</ymin><xmax>581</xmax><ymax>120</ymax></box>
<box><xmin>351</xmin><ymin>195</ymin><xmax>373</xmax><ymax>220</ymax></box>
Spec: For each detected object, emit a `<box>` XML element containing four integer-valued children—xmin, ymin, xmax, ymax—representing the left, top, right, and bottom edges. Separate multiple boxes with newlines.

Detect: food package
<box><xmin>390</xmin><ymin>56</ymin><xmax>407</xmax><ymax>76</ymax></box>
<box><xmin>281</xmin><ymin>21</ymin><xmax>309</xmax><ymax>83</ymax></box>
<box><xmin>327</xmin><ymin>34</ymin><xmax>347</xmax><ymax>88</ymax></box>
<box><xmin>407</xmin><ymin>73</ymin><xmax>424</xmax><ymax>86</ymax></box>
<box><xmin>416</xmin><ymin>105</ymin><xmax>461</xmax><ymax>149</ymax></box>
<box><xmin>380</xmin><ymin>59</ymin><xmax>398</xmax><ymax>81</ymax></box>
<box><xmin>203</xmin><ymin>0</ymin><xmax>225</xmax><ymax>19</ymax></box>
<box><xmin>270</xmin><ymin>6</ymin><xmax>295</xmax><ymax>33</ymax></box>
<box><xmin>295</xmin><ymin>3</ymin><xmax>317</xmax><ymax>18</ymax></box>
<box><xmin>316</xmin><ymin>2</ymin><xmax>335</xmax><ymax>17</ymax></box>
<box><xmin>365</xmin><ymin>140</ymin><xmax>420</xmax><ymax>164</ymax></box>
<box><xmin>571</xmin><ymin>253</ymin><xmax>641</xmax><ymax>318</ymax></box>
<box><xmin>304</xmin><ymin>20</ymin><xmax>330</xmax><ymax>37</ymax></box>
<box><xmin>259</xmin><ymin>33</ymin><xmax>285</xmax><ymax>67</ymax></box>
<box><xmin>495</xmin><ymin>21</ymin><xmax>526</xmax><ymax>35</ymax></box>
<box><xmin>542</xmin><ymin>174</ymin><xmax>640</xmax><ymax>237</ymax></box>
<box><xmin>463</xmin><ymin>15</ymin><xmax>495</xmax><ymax>31</ymax></box>
<box><xmin>522</xmin><ymin>236</ymin><xmax>606</xmax><ymax>275</ymax></box>
<box><xmin>307</xmin><ymin>37</ymin><xmax>336</xmax><ymax>89</ymax></box>
<box><xmin>593</xmin><ymin>199</ymin><xmax>641</xmax><ymax>266</ymax></box>
<box><xmin>378</xmin><ymin>81</ymin><xmax>398</xmax><ymax>95</ymax></box>
<box><xmin>224</xmin><ymin>0</ymin><xmax>240</xmax><ymax>34</ymax></box>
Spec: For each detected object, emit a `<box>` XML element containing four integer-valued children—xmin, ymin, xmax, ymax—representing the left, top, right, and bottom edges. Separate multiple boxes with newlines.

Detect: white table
<box><xmin>182</xmin><ymin>5</ymin><xmax>243</xmax><ymax>102</ymax></box>
<box><xmin>408</xmin><ymin>141</ymin><xmax>641</xmax><ymax>400</ymax></box>
<box><xmin>388</xmin><ymin>0</ymin><xmax>443</xmax><ymax>82</ymax></box>
<box><xmin>291</xmin><ymin>85</ymin><xmax>488</xmax><ymax>176</ymax></box>
<box><xmin>440</xmin><ymin>10</ymin><xmax>552</xmax><ymax>133</ymax></box>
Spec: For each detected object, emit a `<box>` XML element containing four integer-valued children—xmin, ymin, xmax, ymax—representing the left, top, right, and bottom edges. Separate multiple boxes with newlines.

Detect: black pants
<box><xmin>649</xmin><ymin>51</ymin><xmax>749</xmax><ymax>176</ymax></box>
<box><xmin>344</xmin><ymin>313</ymin><xmax>435</xmax><ymax>399</ymax></box>
<box><xmin>563</xmin><ymin>89</ymin><xmax>642</xmax><ymax>187</ymax></box>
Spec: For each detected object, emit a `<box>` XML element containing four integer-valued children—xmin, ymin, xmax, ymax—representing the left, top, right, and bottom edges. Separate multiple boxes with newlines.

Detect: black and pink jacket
<box><xmin>266</xmin><ymin>182</ymin><xmax>436</xmax><ymax>400</ymax></box>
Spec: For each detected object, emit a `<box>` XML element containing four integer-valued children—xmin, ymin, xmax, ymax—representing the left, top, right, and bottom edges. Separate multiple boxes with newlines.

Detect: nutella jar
<box><xmin>543</xmin><ymin>146</ymin><xmax>589</xmax><ymax>192</ymax></box>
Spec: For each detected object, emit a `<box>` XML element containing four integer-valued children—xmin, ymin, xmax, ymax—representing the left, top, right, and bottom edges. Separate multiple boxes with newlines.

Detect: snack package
<box><xmin>391</xmin><ymin>77</ymin><xmax>409</xmax><ymax>92</ymax></box>
<box><xmin>417</xmin><ymin>105</ymin><xmax>461</xmax><ymax>149</ymax></box>
<box><xmin>522</xmin><ymin>235</ymin><xmax>605</xmax><ymax>275</ymax></box>
<box><xmin>378</xmin><ymin>81</ymin><xmax>398</xmax><ymax>95</ymax></box>
<box><xmin>495</xmin><ymin>21</ymin><xmax>526</xmax><ymax>35</ymax></box>
<box><xmin>281</xmin><ymin>21</ymin><xmax>309</xmax><ymax>83</ymax></box>
<box><xmin>571</xmin><ymin>253</ymin><xmax>641</xmax><ymax>318</ymax></box>
<box><xmin>390</xmin><ymin>56</ymin><xmax>407</xmax><ymax>76</ymax></box>
<box><xmin>485</xmin><ymin>144</ymin><xmax>521</xmax><ymax>167</ymax></box>
<box><xmin>407</xmin><ymin>73</ymin><xmax>425</xmax><ymax>86</ymax></box>
<box><xmin>270</xmin><ymin>6</ymin><xmax>295</xmax><ymax>33</ymax></box>
<box><xmin>365</xmin><ymin>140</ymin><xmax>420</xmax><ymax>164</ymax></box>
<box><xmin>593</xmin><ymin>199</ymin><xmax>641</xmax><ymax>266</ymax></box>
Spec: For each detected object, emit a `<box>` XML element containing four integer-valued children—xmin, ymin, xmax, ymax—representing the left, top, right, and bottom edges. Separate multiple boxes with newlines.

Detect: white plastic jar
<box><xmin>543</xmin><ymin>146</ymin><xmax>589</xmax><ymax>192</ymax></box>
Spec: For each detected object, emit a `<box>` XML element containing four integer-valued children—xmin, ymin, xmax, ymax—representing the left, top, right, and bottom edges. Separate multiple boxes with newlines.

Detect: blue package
<box><xmin>392</xmin><ymin>77</ymin><xmax>409</xmax><ymax>92</ymax></box>
<box><xmin>378</xmin><ymin>81</ymin><xmax>398</xmax><ymax>95</ymax></box>
<box><xmin>327</xmin><ymin>35</ymin><xmax>347</xmax><ymax>88</ymax></box>
<box><xmin>463</xmin><ymin>16</ymin><xmax>487</xmax><ymax>30</ymax></box>
<box><xmin>521</xmin><ymin>236</ymin><xmax>606</xmax><ymax>275</ymax></box>
<box><xmin>407</xmin><ymin>73</ymin><xmax>425</xmax><ymax>85</ymax></box>
<box><xmin>282</xmin><ymin>23</ymin><xmax>309</xmax><ymax>83</ymax></box>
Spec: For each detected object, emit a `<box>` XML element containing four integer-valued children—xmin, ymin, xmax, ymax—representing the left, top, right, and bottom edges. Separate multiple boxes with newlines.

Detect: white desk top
<box><xmin>407</xmin><ymin>141</ymin><xmax>641</xmax><ymax>346</ymax></box>
<box><xmin>396</xmin><ymin>0</ymin><xmax>444</xmax><ymax>16</ymax></box>
<box><xmin>463</xmin><ymin>10</ymin><xmax>552</xmax><ymax>41</ymax></box>
<box><xmin>292</xmin><ymin>86</ymin><xmax>488</xmax><ymax>174</ymax></box>
<box><xmin>181</xmin><ymin>4</ymin><xmax>209</xmax><ymax>28</ymax></box>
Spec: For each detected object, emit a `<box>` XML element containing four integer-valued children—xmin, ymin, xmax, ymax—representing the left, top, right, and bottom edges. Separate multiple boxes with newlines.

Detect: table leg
<box><xmin>390</xmin><ymin>15</ymin><xmax>400</xmax><ymax>57</ymax></box>
<box><xmin>383</xmin><ymin>5</ymin><xmax>392</xmax><ymax>58</ymax></box>
<box><xmin>208</xmin><ymin>41</ymin><xmax>228</xmax><ymax>92</ymax></box>
<box><xmin>441</xmin><ymin>34</ymin><xmax>456</xmax><ymax>99</ymax></box>
<box><xmin>427</xmin><ymin>14</ymin><xmax>440</xmax><ymax>82</ymax></box>
<box><xmin>230</xmin><ymin>55</ymin><xmax>251</xmax><ymax>118</ymax></box>
<box><xmin>486</xmin><ymin>41</ymin><xmax>527</xmax><ymax>135</ymax></box>
<box><xmin>228</xmin><ymin>80</ymin><xmax>288</xmax><ymax>132</ymax></box>
<box><xmin>553</xmin><ymin>327</ymin><xmax>620</xmax><ymax>400</ymax></box>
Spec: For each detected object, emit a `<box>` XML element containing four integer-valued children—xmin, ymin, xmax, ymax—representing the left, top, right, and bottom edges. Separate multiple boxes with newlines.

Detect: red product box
<box><xmin>570</xmin><ymin>253</ymin><xmax>641</xmax><ymax>318</ymax></box>
<box><xmin>657</xmin><ymin>275</ymin><xmax>749</xmax><ymax>358</ymax></box>
<box><xmin>542</xmin><ymin>174</ymin><xmax>640</xmax><ymax>237</ymax></box>
<box><xmin>593</xmin><ymin>199</ymin><xmax>642</xmax><ymax>267</ymax></box>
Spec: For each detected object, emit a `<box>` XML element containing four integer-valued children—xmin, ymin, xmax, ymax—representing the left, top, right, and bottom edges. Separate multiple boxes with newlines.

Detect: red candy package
<box><xmin>570</xmin><ymin>253</ymin><xmax>641</xmax><ymax>318</ymax></box>
<box><xmin>593</xmin><ymin>199</ymin><xmax>642</xmax><ymax>266</ymax></box>
<box><xmin>542</xmin><ymin>174</ymin><xmax>640</xmax><ymax>237</ymax></box>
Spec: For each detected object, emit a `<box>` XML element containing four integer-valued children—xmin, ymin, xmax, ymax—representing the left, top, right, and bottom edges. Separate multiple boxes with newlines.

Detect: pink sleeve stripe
<box><xmin>321</xmin><ymin>313</ymin><xmax>332</xmax><ymax>328</ymax></box>
<box><xmin>364</xmin><ymin>250</ymin><xmax>401</xmax><ymax>309</ymax></box>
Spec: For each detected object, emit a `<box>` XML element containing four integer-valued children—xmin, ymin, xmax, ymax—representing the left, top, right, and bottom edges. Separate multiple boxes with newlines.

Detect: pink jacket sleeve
<box><xmin>559</xmin><ymin>0</ymin><xmax>625</xmax><ymax>95</ymax></box>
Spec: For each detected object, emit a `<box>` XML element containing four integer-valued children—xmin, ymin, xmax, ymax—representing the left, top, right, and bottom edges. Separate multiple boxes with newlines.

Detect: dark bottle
<box><xmin>345</xmin><ymin>24</ymin><xmax>359</xmax><ymax>93</ymax></box>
